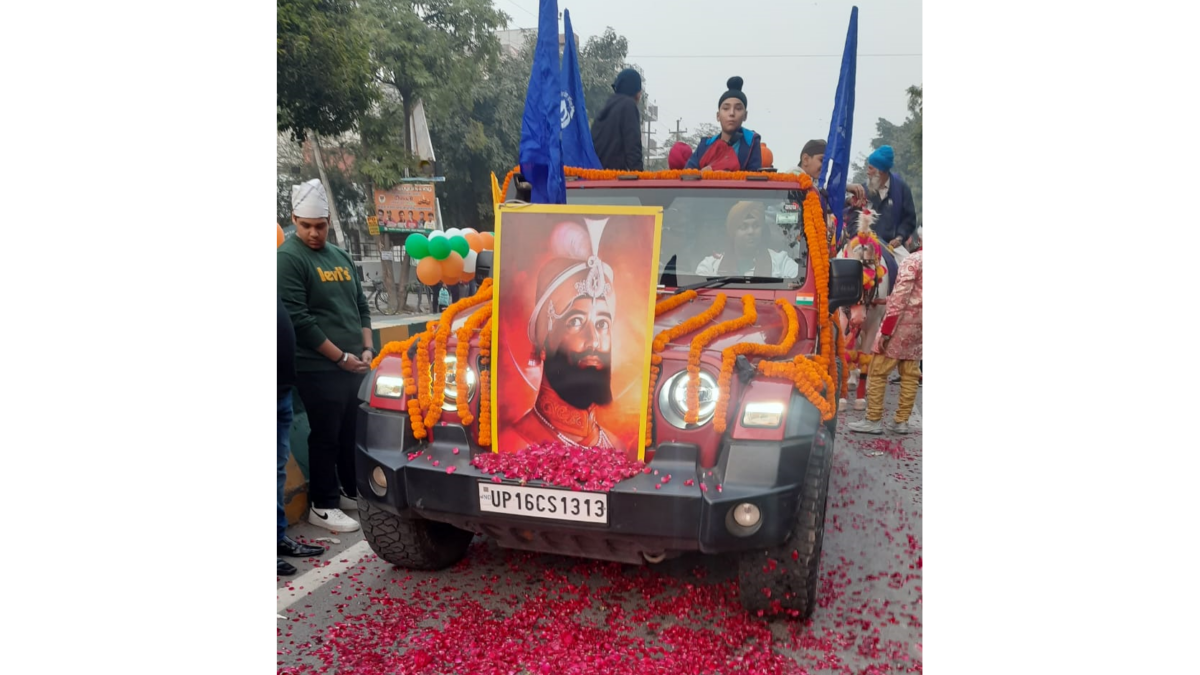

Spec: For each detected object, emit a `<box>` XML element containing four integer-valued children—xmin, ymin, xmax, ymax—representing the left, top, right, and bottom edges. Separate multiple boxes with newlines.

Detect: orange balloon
<box><xmin>479</xmin><ymin>232</ymin><xmax>495</xmax><ymax>251</ymax></box>
<box><xmin>277</xmin><ymin>223</ymin><xmax>284</xmax><ymax>247</ymax></box>
<box><xmin>761</xmin><ymin>144</ymin><xmax>774</xmax><ymax>169</ymax></box>
<box><xmin>416</xmin><ymin>257</ymin><xmax>442</xmax><ymax>286</ymax></box>
<box><xmin>439</xmin><ymin>251</ymin><xmax>464</xmax><ymax>284</ymax></box>
<box><xmin>465</xmin><ymin>232</ymin><xmax>483</xmax><ymax>253</ymax></box>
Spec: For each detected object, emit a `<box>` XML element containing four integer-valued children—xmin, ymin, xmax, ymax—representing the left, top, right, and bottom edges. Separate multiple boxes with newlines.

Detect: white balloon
<box><xmin>445</xmin><ymin>228</ymin><xmax>462</xmax><ymax>237</ymax></box>
<box><xmin>428</xmin><ymin>229</ymin><xmax>448</xmax><ymax>239</ymax></box>
<box><xmin>463</xmin><ymin>249</ymin><xmax>478</xmax><ymax>273</ymax></box>
<box><xmin>462</xmin><ymin>228</ymin><xmax>478</xmax><ymax>236</ymax></box>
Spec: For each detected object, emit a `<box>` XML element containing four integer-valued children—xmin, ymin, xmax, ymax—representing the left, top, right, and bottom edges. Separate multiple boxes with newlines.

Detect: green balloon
<box><xmin>428</xmin><ymin>235</ymin><xmax>451</xmax><ymax>260</ymax></box>
<box><xmin>449</xmin><ymin>235</ymin><xmax>470</xmax><ymax>258</ymax></box>
<box><xmin>405</xmin><ymin>233</ymin><xmax>429</xmax><ymax>259</ymax></box>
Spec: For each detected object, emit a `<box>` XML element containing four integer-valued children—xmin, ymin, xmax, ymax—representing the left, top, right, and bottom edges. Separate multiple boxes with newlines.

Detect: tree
<box><xmin>278</xmin><ymin>0</ymin><xmax>377</xmax><ymax>248</ymax></box>
<box><xmin>905</xmin><ymin>85</ymin><xmax>922</xmax><ymax>173</ymax></box>
<box><xmin>357</xmin><ymin>0</ymin><xmax>509</xmax><ymax>312</ymax></box>
<box><xmin>429</xmin><ymin>43</ymin><xmax>530</xmax><ymax>231</ymax></box>
<box><xmin>851</xmin><ymin>84</ymin><xmax>922</xmax><ymax>226</ymax></box>
<box><xmin>428</xmin><ymin>26</ymin><xmax>646</xmax><ymax>232</ymax></box>
<box><xmin>277</xmin><ymin>0</ymin><xmax>377</xmax><ymax>139</ymax></box>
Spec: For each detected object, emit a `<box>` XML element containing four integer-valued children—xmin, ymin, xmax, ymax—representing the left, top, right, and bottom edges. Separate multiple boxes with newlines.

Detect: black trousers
<box><xmin>295</xmin><ymin>369</ymin><xmax>365</xmax><ymax>509</ymax></box>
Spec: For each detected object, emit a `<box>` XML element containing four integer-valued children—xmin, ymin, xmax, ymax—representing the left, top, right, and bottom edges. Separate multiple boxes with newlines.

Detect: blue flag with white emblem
<box><xmin>519</xmin><ymin>0</ymin><xmax>566</xmax><ymax>204</ymax></box>
<box><xmin>559</xmin><ymin>10</ymin><xmax>601</xmax><ymax>169</ymax></box>
<box><xmin>819</xmin><ymin>6</ymin><xmax>858</xmax><ymax>245</ymax></box>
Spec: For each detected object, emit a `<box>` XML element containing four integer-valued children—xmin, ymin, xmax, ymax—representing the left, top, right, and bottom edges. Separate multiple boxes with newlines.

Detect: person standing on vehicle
<box><xmin>591</xmin><ymin>68</ymin><xmax>644</xmax><ymax>171</ymax></box>
<box><xmin>847</xmin><ymin>145</ymin><xmax>916</xmax><ymax>249</ymax></box>
<box><xmin>848</xmin><ymin>249</ymin><xmax>922</xmax><ymax>435</ymax></box>
<box><xmin>277</xmin><ymin>294</ymin><xmax>324</xmax><ymax>575</ymax></box>
<box><xmin>668</xmin><ymin>142</ymin><xmax>692</xmax><ymax>170</ymax></box>
<box><xmin>685</xmin><ymin>77</ymin><xmax>763</xmax><ymax>172</ymax></box>
<box><xmin>796</xmin><ymin>139</ymin><xmax>825</xmax><ymax>180</ymax></box>
<box><xmin>278</xmin><ymin>179</ymin><xmax>373</xmax><ymax>533</ymax></box>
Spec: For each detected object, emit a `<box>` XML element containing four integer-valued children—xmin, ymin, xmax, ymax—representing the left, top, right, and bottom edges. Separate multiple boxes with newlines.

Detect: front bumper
<box><xmin>355</xmin><ymin>405</ymin><xmax>824</xmax><ymax>564</ymax></box>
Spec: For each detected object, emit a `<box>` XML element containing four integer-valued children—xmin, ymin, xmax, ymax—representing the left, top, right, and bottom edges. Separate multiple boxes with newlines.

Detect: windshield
<box><xmin>566</xmin><ymin>187</ymin><xmax>809</xmax><ymax>287</ymax></box>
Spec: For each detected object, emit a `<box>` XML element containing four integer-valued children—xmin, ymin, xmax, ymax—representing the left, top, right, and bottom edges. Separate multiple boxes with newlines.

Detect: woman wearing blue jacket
<box><xmin>686</xmin><ymin>77</ymin><xmax>763</xmax><ymax>172</ymax></box>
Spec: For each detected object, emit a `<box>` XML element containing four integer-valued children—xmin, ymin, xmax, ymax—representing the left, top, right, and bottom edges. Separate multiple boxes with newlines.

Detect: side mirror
<box><xmin>475</xmin><ymin>249</ymin><xmax>495</xmax><ymax>280</ymax></box>
<box><xmin>828</xmin><ymin>258</ymin><xmax>863</xmax><ymax>312</ymax></box>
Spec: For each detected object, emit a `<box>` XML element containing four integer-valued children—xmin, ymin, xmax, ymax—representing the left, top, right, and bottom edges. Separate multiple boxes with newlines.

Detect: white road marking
<box><xmin>277</xmin><ymin>540</ymin><xmax>373</xmax><ymax>613</ymax></box>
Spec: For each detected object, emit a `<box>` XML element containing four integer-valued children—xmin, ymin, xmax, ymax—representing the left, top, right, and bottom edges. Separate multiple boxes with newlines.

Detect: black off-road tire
<box><xmin>737</xmin><ymin>424</ymin><xmax>833</xmax><ymax>618</ymax></box>
<box><xmin>828</xmin><ymin>348</ymin><xmax>843</xmax><ymax>437</ymax></box>
<box><xmin>358</xmin><ymin>497</ymin><xmax>473</xmax><ymax>570</ymax></box>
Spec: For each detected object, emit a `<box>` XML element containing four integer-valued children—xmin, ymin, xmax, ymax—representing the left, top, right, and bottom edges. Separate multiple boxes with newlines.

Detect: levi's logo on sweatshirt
<box><xmin>316</xmin><ymin>266</ymin><xmax>353</xmax><ymax>283</ymax></box>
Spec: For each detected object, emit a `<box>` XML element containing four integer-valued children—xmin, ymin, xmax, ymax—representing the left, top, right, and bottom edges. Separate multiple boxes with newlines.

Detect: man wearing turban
<box><xmin>847</xmin><ymin>145</ymin><xmax>917</xmax><ymax>249</ymax></box>
<box><xmin>498</xmin><ymin>219</ymin><xmax>624</xmax><ymax>452</ymax></box>
<box><xmin>694</xmin><ymin>201</ymin><xmax>800</xmax><ymax>279</ymax></box>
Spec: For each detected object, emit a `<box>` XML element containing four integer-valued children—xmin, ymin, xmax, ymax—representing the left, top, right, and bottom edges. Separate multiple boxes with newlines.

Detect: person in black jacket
<box><xmin>591</xmin><ymin>68</ymin><xmax>643</xmax><ymax>171</ymax></box>
<box><xmin>277</xmin><ymin>296</ymin><xmax>324</xmax><ymax>576</ymax></box>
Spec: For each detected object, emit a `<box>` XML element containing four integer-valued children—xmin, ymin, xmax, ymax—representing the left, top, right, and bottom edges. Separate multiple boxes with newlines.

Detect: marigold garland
<box><xmin>498</xmin><ymin>166</ymin><xmax>823</xmax><ymax>202</ymax></box>
<box><xmin>370</xmin><ymin>336</ymin><xmax>417</xmax><ymax>371</ymax></box>
<box><xmin>655</xmin><ymin>289</ymin><xmax>697</xmax><ymax>316</ymax></box>
<box><xmin>645</xmin><ymin>364</ymin><xmax>659</xmax><ymax>449</ymax></box>
<box><xmin>654</xmin><ymin>293</ymin><xmax>727</xmax><ymax>353</ymax></box>
<box><xmin>410</xmin><ymin>328</ymin><xmax>432</xmax><ymax>439</ymax></box>
<box><xmin>455</xmin><ymin>304</ymin><xmax>493</xmax><ymax>426</ymax></box>
<box><xmin>478</xmin><ymin>314</ymin><xmax>493</xmax><ymax>447</ymax></box>
<box><xmin>424</xmin><ymin>279</ymin><xmax>494</xmax><ymax>430</ymax></box>
<box><xmin>643</xmin><ymin>289</ymin><xmax>707</xmax><ymax>445</ymax></box>
<box><xmin>686</xmin><ymin>295</ymin><xmax>757</xmax><ymax>425</ymax></box>
<box><xmin>712</xmin><ymin>299</ymin><xmax>800</xmax><ymax>433</ymax></box>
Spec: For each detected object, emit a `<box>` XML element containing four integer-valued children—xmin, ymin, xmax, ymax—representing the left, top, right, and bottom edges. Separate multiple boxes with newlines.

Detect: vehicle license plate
<box><xmin>478</xmin><ymin>482</ymin><xmax>607</xmax><ymax>524</ymax></box>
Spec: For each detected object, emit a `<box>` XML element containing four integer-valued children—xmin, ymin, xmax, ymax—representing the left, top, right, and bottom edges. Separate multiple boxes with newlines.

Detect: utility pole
<box><xmin>669</xmin><ymin>118</ymin><xmax>687</xmax><ymax>146</ymax></box>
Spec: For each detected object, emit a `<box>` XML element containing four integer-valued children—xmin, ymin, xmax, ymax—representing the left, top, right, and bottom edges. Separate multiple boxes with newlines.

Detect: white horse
<box><xmin>836</xmin><ymin>209</ymin><xmax>893</xmax><ymax>410</ymax></box>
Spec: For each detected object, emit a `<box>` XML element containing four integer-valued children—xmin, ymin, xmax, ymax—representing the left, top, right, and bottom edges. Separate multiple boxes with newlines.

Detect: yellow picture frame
<box><xmin>489</xmin><ymin>203</ymin><xmax>664</xmax><ymax>461</ymax></box>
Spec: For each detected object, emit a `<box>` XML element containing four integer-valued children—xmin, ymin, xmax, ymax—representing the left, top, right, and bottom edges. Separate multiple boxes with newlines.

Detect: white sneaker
<box><xmin>848</xmin><ymin>419</ymin><xmax>884</xmax><ymax>434</ymax></box>
<box><xmin>853</xmin><ymin>399</ymin><xmax>867</xmax><ymax>411</ymax></box>
<box><xmin>339</xmin><ymin>494</ymin><xmax>359</xmax><ymax>511</ymax></box>
<box><xmin>889</xmin><ymin>421</ymin><xmax>912</xmax><ymax>434</ymax></box>
<box><xmin>308</xmin><ymin>507</ymin><xmax>361</xmax><ymax>533</ymax></box>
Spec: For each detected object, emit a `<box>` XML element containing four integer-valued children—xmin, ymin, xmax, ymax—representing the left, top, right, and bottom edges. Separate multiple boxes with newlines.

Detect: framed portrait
<box><xmin>490</xmin><ymin>204</ymin><xmax>663</xmax><ymax>461</ymax></box>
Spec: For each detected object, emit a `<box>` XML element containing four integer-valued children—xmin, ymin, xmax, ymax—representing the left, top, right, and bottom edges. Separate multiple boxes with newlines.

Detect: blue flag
<box><xmin>819</xmin><ymin>6</ymin><xmax>858</xmax><ymax>245</ymax></box>
<box><xmin>519</xmin><ymin>0</ymin><xmax>566</xmax><ymax>204</ymax></box>
<box><xmin>559</xmin><ymin>10</ymin><xmax>601</xmax><ymax>169</ymax></box>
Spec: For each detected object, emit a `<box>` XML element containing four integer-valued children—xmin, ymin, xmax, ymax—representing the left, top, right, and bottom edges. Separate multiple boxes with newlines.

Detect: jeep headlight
<box><xmin>374</xmin><ymin>374</ymin><xmax>404</xmax><ymax>398</ymax></box>
<box><xmin>434</xmin><ymin>355</ymin><xmax>478</xmax><ymax>412</ymax></box>
<box><xmin>658</xmin><ymin>369</ymin><xmax>719</xmax><ymax>428</ymax></box>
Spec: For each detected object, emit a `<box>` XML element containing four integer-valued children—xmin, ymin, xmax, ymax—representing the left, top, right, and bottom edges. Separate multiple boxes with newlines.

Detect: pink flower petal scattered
<box><xmin>470</xmin><ymin>442</ymin><xmax>646</xmax><ymax>492</ymax></box>
<box><xmin>278</xmin><ymin>431</ymin><xmax>922</xmax><ymax>675</ymax></box>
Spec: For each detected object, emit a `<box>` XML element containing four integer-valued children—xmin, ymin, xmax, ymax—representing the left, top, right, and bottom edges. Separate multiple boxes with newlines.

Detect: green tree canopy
<box><xmin>277</xmin><ymin>0</ymin><xmax>377</xmax><ymax>139</ymax></box>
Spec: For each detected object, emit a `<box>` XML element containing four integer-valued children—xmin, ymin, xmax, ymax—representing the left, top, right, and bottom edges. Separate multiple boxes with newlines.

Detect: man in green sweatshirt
<box><xmin>278</xmin><ymin>179</ymin><xmax>374</xmax><ymax>533</ymax></box>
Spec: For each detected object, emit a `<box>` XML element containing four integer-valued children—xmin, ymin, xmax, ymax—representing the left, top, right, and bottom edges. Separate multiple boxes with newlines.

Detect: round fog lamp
<box><xmin>733</xmin><ymin>502</ymin><xmax>761</xmax><ymax>527</ymax></box>
<box><xmin>370</xmin><ymin>467</ymin><xmax>388</xmax><ymax>496</ymax></box>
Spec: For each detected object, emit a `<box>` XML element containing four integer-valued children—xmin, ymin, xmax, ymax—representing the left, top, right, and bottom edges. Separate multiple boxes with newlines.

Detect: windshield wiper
<box><xmin>672</xmin><ymin>275</ymin><xmax>780</xmax><ymax>294</ymax></box>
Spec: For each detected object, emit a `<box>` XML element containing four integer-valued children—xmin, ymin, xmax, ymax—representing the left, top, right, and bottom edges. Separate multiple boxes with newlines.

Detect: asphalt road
<box><xmin>278</xmin><ymin>383</ymin><xmax>922</xmax><ymax>675</ymax></box>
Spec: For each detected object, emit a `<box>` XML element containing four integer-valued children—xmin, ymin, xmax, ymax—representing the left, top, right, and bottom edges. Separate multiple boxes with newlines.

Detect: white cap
<box><xmin>291</xmin><ymin>179</ymin><xmax>329</xmax><ymax>218</ymax></box>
